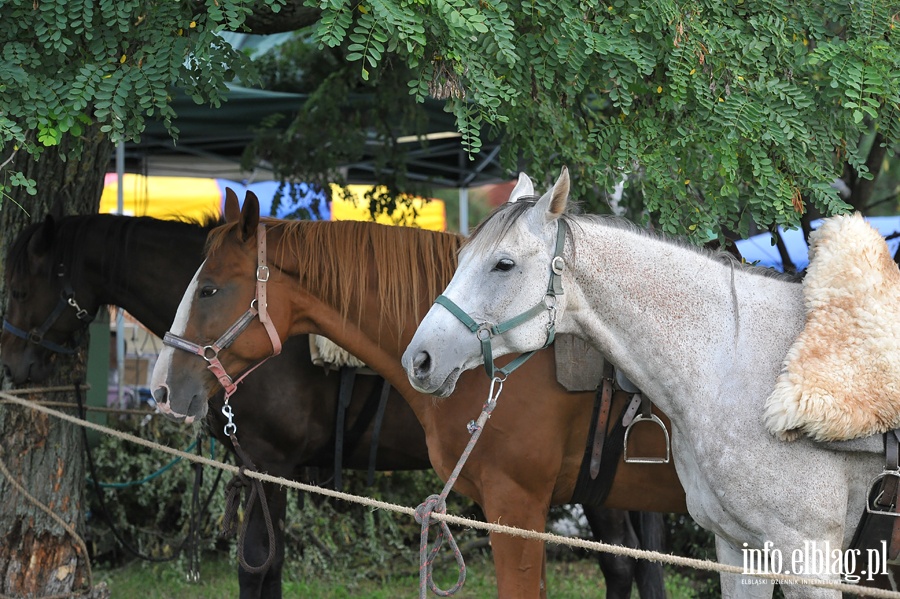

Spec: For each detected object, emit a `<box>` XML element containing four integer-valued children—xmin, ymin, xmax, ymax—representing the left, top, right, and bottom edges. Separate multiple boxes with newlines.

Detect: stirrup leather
<box><xmin>622</xmin><ymin>393</ymin><xmax>671</xmax><ymax>464</ymax></box>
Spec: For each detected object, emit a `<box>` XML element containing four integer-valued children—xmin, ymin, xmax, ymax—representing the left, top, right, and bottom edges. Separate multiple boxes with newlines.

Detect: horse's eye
<box><xmin>492</xmin><ymin>258</ymin><xmax>515</xmax><ymax>272</ymax></box>
<box><xmin>10</xmin><ymin>289</ymin><xmax>27</xmax><ymax>301</ymax></box>
<box><xmin>199</xmin><ymin>286</ymin><xmax>218</xmax><ymax>298</ymax></box>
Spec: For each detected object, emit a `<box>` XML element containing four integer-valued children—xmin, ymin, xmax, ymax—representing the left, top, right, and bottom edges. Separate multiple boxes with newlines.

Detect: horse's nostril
<box><xmin>152</xmin><ymin>386</ymin><xmax>168</xmax><ymax>405</ymax></box>
<box><xmin>412</xmin><ymin>351</ymin><xmax>432</xmax><ymax>378</ymax></box>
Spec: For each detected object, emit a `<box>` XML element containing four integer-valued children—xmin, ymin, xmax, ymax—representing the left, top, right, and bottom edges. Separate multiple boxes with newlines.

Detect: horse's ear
<box><xmin>533</xmin><ymin>166</ymin><xmax>569</xmax><ymax>223</ymax></box>
<box><xmin>28</xmin><ymin>215</ymin><xmax>56</xmax><ymax>256</ymax></box>
<box><xmin>239</xmin><ymin>190</ymin><xmax>260</xmax><ymax>242</ymax></box>
<box><xmin>508</xmin><ymin>172</ymin><xmax>534</xmax><ymax>203</ymax></box>
<box><xmin>224</xmin><ymin>188</ymin><xmax>241</xmax><ymax>223</ymax></box>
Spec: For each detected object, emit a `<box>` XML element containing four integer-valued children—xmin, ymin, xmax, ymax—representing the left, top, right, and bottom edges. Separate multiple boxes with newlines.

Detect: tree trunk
<box><xmin>0</xmin><ymin>124</ymin><xmax>112</xmax><ymax>597</ymax></box>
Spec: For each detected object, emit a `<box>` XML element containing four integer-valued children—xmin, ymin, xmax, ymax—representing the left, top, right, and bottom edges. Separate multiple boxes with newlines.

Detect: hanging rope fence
<box><xmin>1</xmin><ymin>389</ymin><xmax>899</xmax><ymax>598</ymax></box>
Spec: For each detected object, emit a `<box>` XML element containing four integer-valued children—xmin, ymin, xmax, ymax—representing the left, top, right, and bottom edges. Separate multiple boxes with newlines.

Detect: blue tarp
<box><xmin>734</xmin><ymin>216</ymin><xmax>900</xmax><ymax>272</ymax></box>
<box><xmin>215</xmin><ymin>180</ymin><xmax>329</xmax><ymax>220</ymax></box>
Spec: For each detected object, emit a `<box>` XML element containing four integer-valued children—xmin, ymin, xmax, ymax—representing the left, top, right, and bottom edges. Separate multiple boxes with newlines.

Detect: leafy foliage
<box><xmin>0</xmin><ymin>0</ymin><xmax>286</xmax><ymax>202</ymax></box>
<box><xmin>86</xmin><ymin>414</ymin><xmax>486</xmax><ymax>583</ymax></box>
<box><xmin>245</xmin><ymin>31</ymin><xmax>437</xmax><ymax>214</ymax></box>
<box><xmin>310</xmin><ymin>0</ymin><xmax>900</xmax><ymax>240</ymax></box>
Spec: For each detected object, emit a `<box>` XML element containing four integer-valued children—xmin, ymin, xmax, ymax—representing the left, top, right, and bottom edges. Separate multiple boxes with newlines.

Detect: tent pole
<box><xmin>116</xmin><ymin>142</ymin><xmax>126</xmax><ymax>408</ymax></box>
<box><xmin>459</xmin><ymin>187</ymin><xmax>469</xmax><ymax>236</ymax></box>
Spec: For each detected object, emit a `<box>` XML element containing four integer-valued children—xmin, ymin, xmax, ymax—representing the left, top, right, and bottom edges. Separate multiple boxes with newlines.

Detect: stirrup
<box><xmin>623</xmin><ymin>413</ymin><xmax>671</xmax><ymax>464</ymax></box>
<box><xmin>866</xmin><ymin>469</ymin><xmax>900</xmax><ymax>517</ymax></box>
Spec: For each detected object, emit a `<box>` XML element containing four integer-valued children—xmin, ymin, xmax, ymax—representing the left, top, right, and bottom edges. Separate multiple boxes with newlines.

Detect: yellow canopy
<box><xmin>100</xmin><ymin>174</ymin><xmax>221</xmax><ymax>221</ymax></box>
<box><xmin>330</xmin><ymin>185</ymin><xmax>446</xmax><ymax>231</ymax></box>
<box><xmin>100</xmin><ymin>174</ymin><xmax>446</xmax><ymax>231</ymax></box>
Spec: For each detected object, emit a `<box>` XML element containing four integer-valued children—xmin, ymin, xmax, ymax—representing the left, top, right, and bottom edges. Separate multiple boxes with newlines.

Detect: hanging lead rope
<box><xmin>416</xmin><ymin>376</ymin><xmax>505</xmax><ymax>598</ymax></box>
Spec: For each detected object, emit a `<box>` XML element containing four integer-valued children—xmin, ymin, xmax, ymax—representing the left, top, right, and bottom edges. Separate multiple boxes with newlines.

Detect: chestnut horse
<box><xmin>2</xmin><ymin>213</ymin><xmax>668</xmax><ymax>598</ymax></box>
<box><xmin>150</xmin><ymin>192</ymin><xmax>687</xmax><ymax>598</ymax></box>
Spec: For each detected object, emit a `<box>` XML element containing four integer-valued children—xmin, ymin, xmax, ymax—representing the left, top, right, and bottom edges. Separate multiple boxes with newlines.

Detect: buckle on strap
<box><xmin>866</xmin><ymin>429</ymin><xmax>900</xmax><ymax>517</ymax></box>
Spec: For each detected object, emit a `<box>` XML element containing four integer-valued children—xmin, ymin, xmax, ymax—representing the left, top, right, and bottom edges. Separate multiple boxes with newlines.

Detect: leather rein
<box><xmin>433</xmin><ymin>219</ymin><xmax>568</xmax><ymax>379</ymax></box>
<box><xmin>162</xmin><ymin>224</ymin><xmax>282</xmax><ymax>402</ymax></box>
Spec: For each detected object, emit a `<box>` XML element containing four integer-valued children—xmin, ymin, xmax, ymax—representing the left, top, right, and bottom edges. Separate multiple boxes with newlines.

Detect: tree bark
<box><xmin>0</xmin><ymin>124</ymin><xmax>112</xmax><ymax>598</ymax></box>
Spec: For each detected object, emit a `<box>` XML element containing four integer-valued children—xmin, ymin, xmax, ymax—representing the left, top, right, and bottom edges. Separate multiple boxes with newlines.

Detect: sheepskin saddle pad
<box><xmin>763</xmin><ymin>212</ymin><xmax>900</xmax><ymax>442</ymax></box>
<box><xmin>309</xmin><ymin>335</ymin><xmax>367</xmax><ymax>371</ymax></box>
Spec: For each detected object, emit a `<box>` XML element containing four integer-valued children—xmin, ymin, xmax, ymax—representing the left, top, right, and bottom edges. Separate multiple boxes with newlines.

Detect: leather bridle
<box><xmin>3</xmin><ymin>266</ymin><xmax>94</xmax><ymax>355</ymax></box>
<box><xmin>162</xmin><ymin>224</ymin><xmax>282</xmax><ymax>400</ymax></box>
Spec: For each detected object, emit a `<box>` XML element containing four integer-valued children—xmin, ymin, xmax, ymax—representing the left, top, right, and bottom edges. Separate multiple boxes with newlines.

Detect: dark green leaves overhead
<box><xmin>311</xmin><ymin>0</ymin><xmax>900</xmax><ymax>239</ymax></box>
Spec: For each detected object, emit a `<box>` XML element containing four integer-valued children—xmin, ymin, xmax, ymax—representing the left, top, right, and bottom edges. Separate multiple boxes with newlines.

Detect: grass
<box><xmin>95</xmin><ymin>551</ymin><xmax>702</xmax><ymax>598</ymax></box>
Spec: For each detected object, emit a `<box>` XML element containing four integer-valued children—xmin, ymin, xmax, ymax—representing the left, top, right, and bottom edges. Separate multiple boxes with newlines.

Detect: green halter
<box><xmin>433</xmin><ymin>219</ymin><xmax>569</xmax><ymax>379</ymax></box>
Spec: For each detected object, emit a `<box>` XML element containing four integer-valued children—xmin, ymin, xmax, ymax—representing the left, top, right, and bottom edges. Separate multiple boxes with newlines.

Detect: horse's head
<box><xmin>402</xmin><ymin>167</ymin><xmax>573</xmax><ymax>396</ymax></box>
<box><xmin>2</xmin><ymin>216</ymin><xmax>97</xmax><ymax>384</ymax></box>
<box><xmin>149</xmin><ymin>189</ymin><xmax>291</xmax><ymax>424</ymax></box>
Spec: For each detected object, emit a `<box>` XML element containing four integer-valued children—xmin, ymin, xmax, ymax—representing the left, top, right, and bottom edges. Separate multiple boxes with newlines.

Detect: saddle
<box><xmin>309</xmin><ymin>335</ymin><xmax>368</xmax><ymax>371</ymax></box>
<box><xmin>763</xmin><ymin>212</ymin><xmax>900</xmax><ymax>442</ymax></box>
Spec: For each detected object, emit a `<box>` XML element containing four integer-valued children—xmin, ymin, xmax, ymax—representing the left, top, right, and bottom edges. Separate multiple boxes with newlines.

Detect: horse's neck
<box><xmin>564</xmin><ymin>221</ymin><xmax>804</xmax><ymax>414</ymax></box>
<box><xmin>286</xmin><ymin>256</ymin><xmax>429</xmax><ymax>406</ymax></box>
<box><xmin>291</xmin><ymin>290</ymin><xmax>422</xmax><ymax>399</ymax></box>
<box><xmin>86</xmin><ymin>220</ymin><xmax>207</xmax><ymax>338</ymax></box>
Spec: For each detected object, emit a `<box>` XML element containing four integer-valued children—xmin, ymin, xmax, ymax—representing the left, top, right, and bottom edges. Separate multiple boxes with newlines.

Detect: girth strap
<box><xmin>849</xmin><ymin>429</ymin><xmax>900</xmax><ymax>570</ymax></box>
<box><xmin>367</xmin><ymin>379</ymin><xmax>392</xmax><ymax>486</ymax></box>
<box><xmin>333</xmin><ymin>367</ymin><xmax>357</xmax><ymax>492</ymax></box>
<box><xmin>589</xmin><ymin>376</ymin><xmax>614</xmax><ymax>479</ymax></box>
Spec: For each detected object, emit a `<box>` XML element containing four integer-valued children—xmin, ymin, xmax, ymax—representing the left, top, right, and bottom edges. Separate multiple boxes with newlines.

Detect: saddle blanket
<box><xmin>764</xmin><ymin>212</ymin><xmax>900</xmax><ymax>442</ymax></box>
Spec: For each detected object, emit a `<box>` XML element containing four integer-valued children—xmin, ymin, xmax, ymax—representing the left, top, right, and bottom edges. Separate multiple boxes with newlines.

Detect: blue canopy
<box><xmin>216</xmin><ymin>179</ymin><xmax>329</xmax><ymax>220</ymax></box>
<box><xmin>735</xmin><ymin>216</ymin><xmax>900</xmax><ymax>272</ymax></box>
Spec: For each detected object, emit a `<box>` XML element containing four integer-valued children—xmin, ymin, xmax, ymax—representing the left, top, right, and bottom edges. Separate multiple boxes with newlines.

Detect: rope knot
<box><xmin>220</xmin><ymin>467</ymin><xmax>250</xmax><ymax>540</ymax></box>
<box><xmin>415</xmin><ymin>494</ymin><xmax>446</xmax><ymax>526</ymax></box>
<box><xmin>416</xmin><ymin>492</ymin><xmax>465</xmax><ymax>598</ymax></box>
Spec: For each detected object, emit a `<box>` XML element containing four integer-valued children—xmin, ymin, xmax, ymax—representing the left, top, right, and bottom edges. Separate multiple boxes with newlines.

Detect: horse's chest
<box><xmin>671</xmin><ymin>423</ymin><xmax>765</xmax><ymax>534</ymax></box>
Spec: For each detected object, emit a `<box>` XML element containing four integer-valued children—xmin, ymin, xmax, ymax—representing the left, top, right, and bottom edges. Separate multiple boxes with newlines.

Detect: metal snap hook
<box><xmin>67</xmin><ymin>297</ymin><xmax>89</xmax><ymax>320</ymax></box>
<box><xmin>222</xmin><ymin>403</ymin><xmax>237</xmax><ymax>436</ymax></box>
<box><xmin>488</xmin><ymin>374</ymin><xmax>506</xmax><ymax>405</ymax></box>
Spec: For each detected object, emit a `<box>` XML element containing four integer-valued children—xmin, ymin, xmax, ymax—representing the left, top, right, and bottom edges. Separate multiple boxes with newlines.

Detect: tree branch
<box><xmin>210</xmin><ymin>1</ymin><xmax>322</xmax><ymax>34</ymax></box>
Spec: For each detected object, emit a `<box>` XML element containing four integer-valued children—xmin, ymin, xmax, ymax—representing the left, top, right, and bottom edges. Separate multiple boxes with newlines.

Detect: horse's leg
<box><xmin>631</xmin><ymin>511</ymin><xmax>668</xmax><ymax>599</ymax></box>
<box><xmin>715</xmin><ymin>536</ymin><xmax>774</xmax><ymax>599</ymax></box>
<box><xmin>480</xmin><ymin>484</ymin><xmax>551</xmax><ymax>599</ymax></box>
<box><xmin>238</xmin><ymin>482</ymin><xmax>287</xmax><ymax>599</ymax></box>
<box><xmin>582</xmin><ymin>505</ymin><xmax>637</xmax><ymax>598</ymax></box>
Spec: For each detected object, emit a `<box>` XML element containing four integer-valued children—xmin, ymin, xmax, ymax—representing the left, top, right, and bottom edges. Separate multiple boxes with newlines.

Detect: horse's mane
<box><xmin>6</xmin><ymin>214</ymin><xmax>222</xmax><ymax>286</ymax></box>
<box><xmin>465</xmin><ymin>199</ymin><xmax>800</xmax><ymax>283</ymax></box>
<box><xmin>207</xmin><ymin>219</ymin><xmax>462</xmax><ymax>329</ymax></box>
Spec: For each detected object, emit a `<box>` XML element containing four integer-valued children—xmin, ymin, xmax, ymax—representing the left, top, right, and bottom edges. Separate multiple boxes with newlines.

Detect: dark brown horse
<box><xmin>150</xmin><ymin>193</ymin><xmax>688</xmax><ymax>598</ymax></box>
<box><xmin>2</xmin><ymin>212</ymin><xmax>668</xmax><ymax>598</ymax></box>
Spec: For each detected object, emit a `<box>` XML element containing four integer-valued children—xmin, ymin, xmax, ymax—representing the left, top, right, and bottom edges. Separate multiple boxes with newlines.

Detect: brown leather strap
<box><xmin>884</xmin><ymin>430</ymin><xmax>900</xmax><ymax>560</ymax></box>
<box><xmin>621</xmin><ymin>393</ymin><xmax>643</xmax><ymax>427</ymax></box>
<box><xmin>889</xmin><ymin>516</ymin><xmax>900</xmax><ymax>561</ymax></box>
<box><xmin>876</xmin><ymin>430</ymin><xmax>900</xmax><ymax>510</ymax></box>
<box><xmin>640</xmin><ymin>393</ymin><xmax>652</xmax><ymax>418</ymax></box>
<box><xmin>589</xmin><ymin>377</ymin><xmax>614</xmax><ymax>480</ymax></box>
